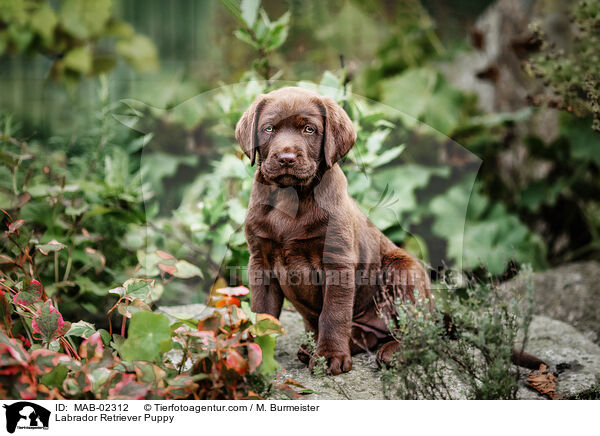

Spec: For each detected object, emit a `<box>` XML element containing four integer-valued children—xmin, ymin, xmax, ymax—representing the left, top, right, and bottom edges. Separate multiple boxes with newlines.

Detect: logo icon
<box><xmin>2</xmin><ymin>402</ymin><xmax>50</xmax><ymax>434</ymax></box>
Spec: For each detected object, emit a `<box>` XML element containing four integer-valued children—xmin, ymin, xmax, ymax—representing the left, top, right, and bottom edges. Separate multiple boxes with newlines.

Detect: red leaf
<box><xmin>79</xmin><ymin>332</ymin><xmax>104</xmax><ymax>360</ymax></box>
<box><xmin>225</xmin><ymin>349</ymin><xmax>248</xmax><ymax>375</ymax></box>
<box><xmin>215</xmin><ymin>296</ymin><xmax>241</xmax><ymax>307</ymax></box>
<box><xmin>0</xmin><ymin>367</ymin><xmax>20</xmax><ymax>375</ymax></box>
<box><xmin>247</xmin><ymin>343</ymin><xmax>262</xmax><ymax>373</ymax></box>
<box><xmin>108</xmin><ymin>373</ymin><xmax>148</xmax><ymax>399</ymax></box>
<box><xmin>0</xmin><ymin>338</ymin><xmax>30</xmax><ymax>367</ymax></box>
<box><xmin>31</xmin><ymin>300</ymin><xmax>66</xmax><ymax>342</ymax></box>
<box><xmin>156</xmin><ymin>250</ymin><xmax>174</xmax><ymax>260</ymax></box>
<box><xmin>13</xmin><ymin>279</ymin><xmax>44</xmax><ymax>306</ymax></box>
<box><xmin>7</xmin><ymin>219</ymin><xmax>24</xmax><ymax>234</ymax></box>
<box><xmin>177</xmin><ymin>329</ymin><xmax>215</xmax><ymax>345</ymax></box>
<box><xmin>16</xmin><ymin>334</ymin><xmax>31</xmax><ymax>349</ymax></box>
<box><xmin>16</xmin><ymin>374</ymin><xmax>37</xmax><ymax>400</ymax></box>
<box><xmin>197</xmin><ymin>312</ymin><xmax>225</xmax><ymax>331</ymax></box>
<box><xmin>158</xmin><ymin>263</ymin><xmax>177</xmax><ymax>275</ymax></box>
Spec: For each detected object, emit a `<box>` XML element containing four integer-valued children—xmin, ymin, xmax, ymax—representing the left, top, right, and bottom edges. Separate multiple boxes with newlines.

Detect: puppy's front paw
<box><xmin>309</xmin><ymin>350</ymin><xmax>352</xmax><ymax>375</ymax></box>
<box><xmin>375</xmin><ymin>340</ymin><xmax>402</xmax><ymax>368</ymax></box>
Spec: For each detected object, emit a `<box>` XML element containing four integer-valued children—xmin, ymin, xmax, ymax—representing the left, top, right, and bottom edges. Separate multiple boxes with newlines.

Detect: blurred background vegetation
<box><xmin>1</xmin><ymin>0</ymin><xmax>599</xmax><ymax>328</ymax></box>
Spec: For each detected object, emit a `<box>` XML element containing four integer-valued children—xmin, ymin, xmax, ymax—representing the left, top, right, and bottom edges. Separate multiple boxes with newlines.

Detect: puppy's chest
<box><xmin>251</xmin><ymin>206</ymin><xmax>327</xmax><ymax>268</ymax></box>
<box><xmin>253</xmin><ymin>212</ymin><xmax>325</xmax><ymax>309</ymax></box>
<box><xmin>253</xmin><ymin>201</ymin><xmax>327</xmax><ymax>238</ymax></box>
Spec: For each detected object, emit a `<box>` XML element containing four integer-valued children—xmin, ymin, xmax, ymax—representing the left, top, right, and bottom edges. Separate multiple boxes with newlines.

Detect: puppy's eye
<box><xmin>303</xmin><ymin>126</ymin><xmax>315</xmax><ymax>134</ymax></box>
<box><xmin>263</xmin><ymin>126</ymin><xmax>273</xmax><ymax>134</ymax></box>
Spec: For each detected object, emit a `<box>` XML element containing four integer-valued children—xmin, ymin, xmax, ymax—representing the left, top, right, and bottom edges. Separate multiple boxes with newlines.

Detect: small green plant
<box><xmin>381</xmin><ymin>269</ymin><xmax>534</xmax><ymax>400</ymax></box>
<box><xmin>300</xmin><ymin>331</ymin><xmax>327</xmax><ymax>378</ymax></box>
<box><xmin>298</xmin><ymin>330</ymin><xmax>351</xmax><ymax>399</ymax></box>
<box><xmin>221</xmin><ymin>0</ymin><xmax>290</xmax><ymax>81</ymax></box>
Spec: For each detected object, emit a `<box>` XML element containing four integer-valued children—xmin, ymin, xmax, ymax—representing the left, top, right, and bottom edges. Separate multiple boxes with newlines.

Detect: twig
<box><xmin>121</xmin><ymin>315</ymin><xmax>127</xmax><ymax>337</ymax></box>
<box><xmin>328</xmin><ymin>375</ymin><xmax>352</xmax><ymax>400</ymax></box>
<box><xmin>62</xmin><ymin>246</ymin><xmax>73</xmax><ymax>282</ymax></box>
<box><xmin>54</xmin><ymin>251</ymin><xmax>59</xmax><ymax>283</ymax></box>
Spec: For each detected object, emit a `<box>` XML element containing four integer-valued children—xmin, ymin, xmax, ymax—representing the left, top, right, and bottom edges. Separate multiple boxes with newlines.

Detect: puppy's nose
<box><xmin>277</xmin><ymin>152</ymin><xmax>297</xmax><ymax>167</ymax></box>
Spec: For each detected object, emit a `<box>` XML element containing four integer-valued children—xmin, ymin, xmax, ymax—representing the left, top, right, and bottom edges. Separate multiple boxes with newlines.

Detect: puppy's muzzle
<box><xmin>277</xmin><ymin>152</ymin><xmax>297</xmax><ymax>167</ymax></box>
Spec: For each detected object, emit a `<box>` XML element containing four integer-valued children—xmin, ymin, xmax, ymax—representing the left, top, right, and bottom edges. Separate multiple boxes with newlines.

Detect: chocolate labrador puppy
<box><xmin>236</xmin><ymin>87</ymin><xmax>431</xmax><ymax>375</ymax></box>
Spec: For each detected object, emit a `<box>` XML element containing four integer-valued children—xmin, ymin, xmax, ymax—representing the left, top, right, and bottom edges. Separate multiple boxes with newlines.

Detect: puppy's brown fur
<box><xmin>236</xmin><ymin>87</ymin><xmax>430</xmax><ymax>375</ymax></box>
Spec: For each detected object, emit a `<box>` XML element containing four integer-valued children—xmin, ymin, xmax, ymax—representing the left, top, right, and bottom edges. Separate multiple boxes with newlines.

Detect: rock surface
<box><xmin>517</xmin><ymin>316</ymin><xmax>600</xmax><ymax>399</ymax></box>
<box><xmin>158</xmin><ymin>298</ymin><xmax>600</xmax><ymax>400</ymax></box>
<box><xmin>275</xmin><ymin>309</ymin><xmax>385</xmax><ymax>400</ymax></box>
<box><xmin>275</xmin><ymin>309</ymin><xmax>600</xmax><ymax>400</ymax></box>
<box><xmin>501</xmin><ymin>261</ymin><xmax>600</xmax><ymax>344</ymax></box>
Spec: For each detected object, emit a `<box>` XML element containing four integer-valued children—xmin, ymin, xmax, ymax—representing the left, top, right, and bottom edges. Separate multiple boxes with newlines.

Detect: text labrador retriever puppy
<box><xmin>236</xmin><ymin>87</ymin><xmax>431</xmax><ymax>375</ymax></box>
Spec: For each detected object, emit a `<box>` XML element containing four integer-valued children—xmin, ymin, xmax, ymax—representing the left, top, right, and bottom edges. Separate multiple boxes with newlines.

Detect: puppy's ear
<box><xmin>317</xmin><ymin>96</ymin><xmax>356</xmax><ymax>168</ymax></box>
<box><xmin>235</xmin><ymin>95</ymin><xmax>268</xmax><ymax>166</ymax></box>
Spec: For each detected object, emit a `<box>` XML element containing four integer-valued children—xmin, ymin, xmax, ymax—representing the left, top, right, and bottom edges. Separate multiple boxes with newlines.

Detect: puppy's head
<box><xmin>235</xmin><ymin>87</ymin><xmax>356</xmax><ymax>187</ymax></box>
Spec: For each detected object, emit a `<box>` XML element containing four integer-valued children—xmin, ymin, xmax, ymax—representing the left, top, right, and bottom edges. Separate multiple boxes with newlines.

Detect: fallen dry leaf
<box><xmin>527</xmin><ymin>363</ymin><xmax>558</xmax><ymax>399</ymax></box>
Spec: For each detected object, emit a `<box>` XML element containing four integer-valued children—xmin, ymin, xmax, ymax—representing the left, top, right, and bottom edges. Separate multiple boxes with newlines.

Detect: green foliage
<box><xmin>380</xmin><ymin>68</ymin><xmax>473</xmax><ymax>136</ymax></box>
<box><xmin>119</xmin><ymin>312</ymin><xmax>172</xmax><ymax>363</ymax></box>
<box><xmin>0</xmin><ymin>104</ymin><xmax>146</xmax><ymax>323</ymax></box>
<box><xmin>526</xmin><ymin>0</ymin><xmax>600</xmax><ymax>131</ymax></box>
<box><xmin>253</xmin><ymin>335</ymin><xmax>278</xmax><ymax>375</ymax></box>
<box><xmin>0</xmin><ymin>0</ymin><xmax>158</xmax><ymax>83</ymax></box>
<box><xmin>0</xmin><ymin>266</ymin><xmax>302</xmax><ymax>399</ymax></box>
<box><xmin>459</xmin><ymin>109</ymin><xmax>600</xmax><ymax>264</ymax></box>
<box><xmin>381</xmin><ymin>268</ymin><xmax>534</xmax><ymax>400</ymax></box>
<box><xmin>358</xmin><ymin>0</ymin><xmax>444</xmax><ymax>99</ymax></box>
<box><xmin>221</xmin><ymin>0</ymin><xmax>290</xmax><ymax>80</ymax></box>
<box><xmin>429</xmin><ymin>180</ymin><xmax>546</xmax><ymax>274</ymax></box>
